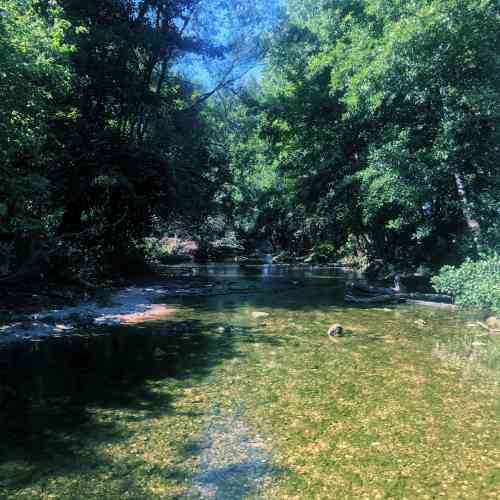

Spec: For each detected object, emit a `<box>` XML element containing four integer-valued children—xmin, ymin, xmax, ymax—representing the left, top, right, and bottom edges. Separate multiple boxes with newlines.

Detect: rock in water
<box><xmin>328</xmin><ymin>324</ymin><xmax>344</xmax><ymax>338</ymax></box>
<box><xmin>486</xmin><ymin>317</ymin><xmax>500</xmax><ymax>330</ymax></box>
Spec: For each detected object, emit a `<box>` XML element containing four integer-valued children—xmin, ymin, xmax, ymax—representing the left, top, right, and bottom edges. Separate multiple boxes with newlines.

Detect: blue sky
<box><xmin>175</xmin><ymin>0</ymin><xmax>284</xmax><ymax>91</ymax></box>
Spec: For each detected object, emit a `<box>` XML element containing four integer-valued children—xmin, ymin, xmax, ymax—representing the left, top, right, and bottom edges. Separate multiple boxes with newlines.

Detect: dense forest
<box><xmin>1</xmin><ymin>0</ymin><xmax>500</xmax><ymax>307</ymax></box>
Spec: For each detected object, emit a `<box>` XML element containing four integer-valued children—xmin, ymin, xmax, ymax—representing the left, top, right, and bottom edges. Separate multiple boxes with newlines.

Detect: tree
<box><xmin>0</xmin><ymin>0</ymin><xmax>73</xmax><ymax>277</ymax></box>
<box><xmin>0</xmin><ymin>0</ymin><xmax>243</xmax><ymax>280</ymax></box>
<box><xmin>246</xmin><ymin>0</ymin><xmax>500</xmax><ymax>265</ymax></box>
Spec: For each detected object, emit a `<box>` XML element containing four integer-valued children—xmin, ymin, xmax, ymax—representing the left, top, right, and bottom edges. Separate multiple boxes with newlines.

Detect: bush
<box><xmin>139</xmin><ymin>238</ymin><xmax>171</xmax><ymax>263</ymax></box>
<box><xmin>313</xmin><ymin>242</ymin><xmax>337</xmax><ymax>260</ymax></box>
<box><xmin>432</xmin><ymin>254</ymin><xmax>500</xmax><ymax>314</ymax></box>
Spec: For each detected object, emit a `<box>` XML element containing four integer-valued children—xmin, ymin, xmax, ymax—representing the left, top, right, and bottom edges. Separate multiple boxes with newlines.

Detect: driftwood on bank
<box><xmin>349</xmin><ymin>282</ymin><xmax>451</xmax><ymax>302</ymax></box>
<box><xmin>397</xmin><ymin>292</ymin><xmax>452</xmax><ymax>303</ymax></box>
<box><xmin>349</xmin><ymin>283</ymin><xmax>396</xmax><ymax>296</ymax></box>
<box><xmin>345</xmin><ymin>294</ymin><xmax>402</xmax><ymax>305</ymax></box>
<box><xmin>346</xmin><ymin>281</ymin><xmax>452</xmax><ymax>307</ymax></box>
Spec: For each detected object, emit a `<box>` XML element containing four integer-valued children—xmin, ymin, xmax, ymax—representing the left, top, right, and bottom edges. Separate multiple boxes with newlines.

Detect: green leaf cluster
<box><xmin>432</xmin><ymin>254</ymin><xmax>500</xmax><ymax>314</ymax></box>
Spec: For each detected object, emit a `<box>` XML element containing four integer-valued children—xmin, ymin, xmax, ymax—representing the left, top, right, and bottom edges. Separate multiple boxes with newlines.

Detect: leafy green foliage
<box><xmin>239</xmin><ymin>0</ymin><xmax>500</xmax><ymax>266</ymax></box>
<box><xmin>0</xmin><ymin>0</ymin><xmax>242</xmax><ymax>280</ymax></box>
<box><xmin>0</xmin><ymin>0</ymin><xmax>73</xmax><ymax>271</ymax></box>
<box><xmin>432</xmin><ymin>254</ymin><xmax>500</xmax><ymax>313</ymax></box>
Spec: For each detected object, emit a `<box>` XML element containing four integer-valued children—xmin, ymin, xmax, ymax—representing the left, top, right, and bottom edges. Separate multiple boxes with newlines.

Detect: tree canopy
<box><xmin>231</xmin><ymin>0</ymin><xmax>500</xmax><ymax>265</ymax></box>
<box><xmin>1</xmin><ymin>0</ymin><xmax>499</xmax><ymax>281</ymax></box>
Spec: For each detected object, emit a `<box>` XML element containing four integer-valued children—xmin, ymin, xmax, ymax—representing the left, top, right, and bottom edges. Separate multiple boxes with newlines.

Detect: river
<box><xmin>1</xmin><ymin>264</ymin><xmax>499</xmax><ymax>498</ymax></box>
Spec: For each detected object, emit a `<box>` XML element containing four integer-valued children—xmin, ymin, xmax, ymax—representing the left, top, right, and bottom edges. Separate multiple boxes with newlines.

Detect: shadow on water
<box><xmin>0</xmin><ymin>316</ymin><xmax>284</xmax><ymax>497</ymax></box>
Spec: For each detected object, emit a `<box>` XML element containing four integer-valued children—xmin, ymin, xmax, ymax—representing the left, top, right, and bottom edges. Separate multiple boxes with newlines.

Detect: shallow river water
<box><xmin>1</xmin><ymin>265</ymin><xmax>499</xmax><ymax>499</ymax></box>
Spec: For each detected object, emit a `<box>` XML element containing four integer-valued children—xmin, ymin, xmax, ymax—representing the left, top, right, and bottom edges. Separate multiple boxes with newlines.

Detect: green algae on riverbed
<box><xmin>1</xmin><ymin>266</ymin><xmax>500</xmax><ymax>499</ymax></box>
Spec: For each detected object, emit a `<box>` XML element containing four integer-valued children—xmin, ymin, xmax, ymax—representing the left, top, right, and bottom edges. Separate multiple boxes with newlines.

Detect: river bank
<box><xmin>0</xmin><ymin>263</ymin><xmax>355</xmax><ymax>346</ymax></box>
<box><xmin>0</xmin><ymin>268</ymin><xmax>265</xmax><ymax>345</ymax></box>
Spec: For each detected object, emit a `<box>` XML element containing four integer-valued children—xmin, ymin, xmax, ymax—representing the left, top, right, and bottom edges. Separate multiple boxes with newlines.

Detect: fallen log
<box><xmin>349</xmin><ymin>283</ymin><xmax>395</xmax><ymax>295</ymax></box>
<box><xmin>345</xmin><ymin>294</ymin><xmax>402</xmax><ymax>305</ymax></box>
<box><xmin>397</xmin><ymin>292</ymin><xmax>452</xmax><ymax>303</ymax></box>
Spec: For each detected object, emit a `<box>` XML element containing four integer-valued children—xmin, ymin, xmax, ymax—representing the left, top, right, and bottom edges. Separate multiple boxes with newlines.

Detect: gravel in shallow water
<box><xmin>188</xmin><ymin>406</ymin><xmax>272</xmax><ymax>499</ymax></box>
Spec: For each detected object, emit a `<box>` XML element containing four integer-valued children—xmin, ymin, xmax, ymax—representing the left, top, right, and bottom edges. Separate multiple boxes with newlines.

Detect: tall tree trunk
<box><xmin>454</xmin><ymin>172</ymin><xmax>481</xmax><ymax>235</ymax></box>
